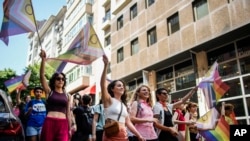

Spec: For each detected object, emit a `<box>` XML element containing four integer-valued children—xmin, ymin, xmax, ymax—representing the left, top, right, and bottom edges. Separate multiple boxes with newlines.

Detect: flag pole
<box><xmin>30</xmin><ymin>0</ymin><xmax>42</xmax><ymax>49</ymax></box>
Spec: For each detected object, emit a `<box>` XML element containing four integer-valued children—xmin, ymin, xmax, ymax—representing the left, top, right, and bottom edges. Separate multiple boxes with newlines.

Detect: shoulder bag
<box><xmin>103</xmin><ymin>102</ymin><xmax>123</xmax><ymax>137</ymax></box>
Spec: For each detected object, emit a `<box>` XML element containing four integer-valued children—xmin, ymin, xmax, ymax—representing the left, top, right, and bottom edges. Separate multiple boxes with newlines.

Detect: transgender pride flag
<box><xmin>46</xmin><ymin>22</ymin><xmax>105</xmax><ymax>72</ymax></box>
<box><xmin>198</xmin><ymin>61</ymin><xmax>230</xmax><ymax>109</ymax></box>
<box><xmin>0</xmin><ymin>0</ymin><xmax>36</xmax><ymax>45</ymax></box>
<box><xmin>199</xmin><ymin>115</ymin><xmax>229</xmax><ymax>141</ymax></box>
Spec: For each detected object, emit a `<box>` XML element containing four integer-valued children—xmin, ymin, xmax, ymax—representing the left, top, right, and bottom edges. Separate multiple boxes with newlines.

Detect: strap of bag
<box><xmin>117</xmin><ymin>102</ymin><xmax>123</xmax><ymax>121</ymax></box>
<box><xmin>97</xmin><ymin>104</ymin><xmax>102</xmax><ymax>122</ymax></box>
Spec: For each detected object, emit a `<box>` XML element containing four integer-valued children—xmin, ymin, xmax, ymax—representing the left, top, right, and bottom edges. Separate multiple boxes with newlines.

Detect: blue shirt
<box><xmin>25</xmin><ymin>99</ymin><xmax>46</xmax><ymax>127</ymax></box>
<box><xmin>93</xmin><ymin>104</ymin><xmax>105</xmax><ymax>131</ymax></box>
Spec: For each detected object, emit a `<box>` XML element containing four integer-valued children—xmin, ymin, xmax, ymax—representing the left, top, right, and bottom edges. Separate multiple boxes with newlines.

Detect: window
<box><xmin>207</xmin><ymin>43</ymin><xmax>236</xmax><ymax>65</ymax></box>
<box><xmin>130</xmin><ymin>3</ymin><xmax>137</xmax><ymax>20</ymax></box>
<box><xmin>193</xmin><ymin>0</ymin><xmax>209</xmax><ymax>21</ymax></box>
<box><xmin>103</xmin><ymin>9</ymin><xmax>111</xmax><ymax>22</ymax></box>
<box><xmin>157</xmin><ymin>67</ymin><xmax>173</xmax><ymax>82</ymax></box>
<box><xmin>107</xmin><ymin>62</ymin><xmax>111</xmax><ymax>74</ymax></box>
<box><xmin>174</xmin><ymin>60</ymin><xmax>196</xmax><ymax>90</ymax></box>
<box><xmin>128</xmin><ymin>81</ymin><xmax>136</xmax><ymax>91</ymax></box>
<box><xmin>167</xmin><ymin>13</ymin><xmax>180</xmax><ymax>35</ymax></box>
<box><xmin>147</xmin><ymin>26</ymin><xmax>157</xmax><ymax>46</ymax></box>
<box><xmin>117</xmin><ymin>15</ymin><xmax>123</xmax><ymax>30</ymax></box>
<box><xmin>146</xmin><ymin>0</ymin><xmax>155</xmax><ymax>7</ymax></box>
<box><xmin>117</xmin><ymin>47</ymin><xmax>124</xmax><ymax>63</ymax></box>
<box><xmin>29</xmin><ymin>42</ymin><xmax>33</xmax><ymax>51</ymax></box>
<box><xmin>131</xmin><ymin>38</ymin><xmax>139</xmax><ymax>55</ymax></box>
<box><xmin>104</xmin><ymin>35</ymin><xmax>111</xmax><ymax>47</ymax></box>
<box><xmin>29</xmin><ymin>54</ymin><xmax>32</xmax><ymax>61</ymax></box>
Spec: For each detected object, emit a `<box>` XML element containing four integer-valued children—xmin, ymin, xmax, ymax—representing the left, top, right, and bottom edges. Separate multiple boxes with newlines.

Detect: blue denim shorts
<box><xmin>26</xmin><ymin>126</ymin><xmax>42</xmax><ymax>136</ymax></box>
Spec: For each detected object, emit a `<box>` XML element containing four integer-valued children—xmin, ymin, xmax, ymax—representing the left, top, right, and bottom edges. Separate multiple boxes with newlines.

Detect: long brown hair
<box><xmin>107</xmin><ymin>80</ymin><xmax>127</xmax><ymax>107</ymax></box>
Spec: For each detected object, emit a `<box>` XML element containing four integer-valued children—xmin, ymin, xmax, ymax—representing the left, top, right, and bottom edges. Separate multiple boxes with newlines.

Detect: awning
<box><xmin>79</xmin><ymin>84</ymin><xmax>96</xmax><ymax>95</ymax></box>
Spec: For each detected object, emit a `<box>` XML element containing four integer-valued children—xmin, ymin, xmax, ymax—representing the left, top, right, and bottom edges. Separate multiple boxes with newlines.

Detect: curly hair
<box><xmin>107</xmin><ymin>80</ymin><xmax>127</xmax><ymax>107</ymax></box>
<box><xmin>132</xmin><ymin>84</ymin><xmax>153</xmax><ymax>107</ymax></box>
<box><xmin>49</xmin><ymin>72</ymin><xmax>66</xmax><ymax>91</ymax></box>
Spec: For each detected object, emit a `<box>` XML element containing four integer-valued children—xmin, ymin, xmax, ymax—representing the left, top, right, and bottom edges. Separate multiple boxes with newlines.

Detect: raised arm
<box><xmin>16</xmin><ymin>89</ymin><xmax>22</xmax><ymax>105</ymax></box>
<box><xmin>100</xmin><ymin>55</ymin><xmax>111</xmax><ymax>108</ymax></box>
<box><xmin>173</xmin><ymin>86</ymin><xmax>198</xmax><ymax>109</ymax></box>
<box><xmin>39</xmin><ymin>49</ymin><xmax>50</xmax><ymax>96</ymax></box>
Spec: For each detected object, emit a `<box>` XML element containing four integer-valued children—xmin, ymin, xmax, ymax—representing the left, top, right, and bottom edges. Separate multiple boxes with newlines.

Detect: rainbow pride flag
<box><xmin>199</xmin><ymin>115</ymin><xmax>230</xmax><ymax>141</ymax></box>
<box><xmin>213</xmin><ymin>78</ymin><xmax>230</xmax><ymax>101</ymax></box>
<box><xmin>46</xmin><ymin>22</ymin><xmax>104</xmax><ymax>72</ymax></box>
<box><xmin>196</xmin><ymin>107</ymin><xmax>219</xmax><ymax>130</ymax></box>
<box><xmin>0</xmin><ymin>0</ymin><xmax>36</xmax><ymax>45</ymax></box>
<box><xmin>198</xmin><ymin>61</ymin><xmax>230</xmax><ymax>108</ymax></box>
<box><xmin>4</xmin><ymin>75</ymin><xmax>24</xmax><ymax>93</ymax></box>
<box><xmin>4</xmin><ymin>70</ymin><xmax>31</xmax><ymax>93</ymax></box>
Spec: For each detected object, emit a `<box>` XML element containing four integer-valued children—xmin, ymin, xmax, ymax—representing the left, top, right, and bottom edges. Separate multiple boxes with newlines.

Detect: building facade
<box><xmin>26</xmin><ymin>0</ymin><xmax>250</xmax><ymax>124</ymax></box>
<box><xmin>27</xmin><ymin>0</ymin><xmax>110</xmax><ymax>104</ymax></box>
<box><xmin>107</xmin><ymin>0</ymin><xmax>250</xmax><ymax>124</ymax></box>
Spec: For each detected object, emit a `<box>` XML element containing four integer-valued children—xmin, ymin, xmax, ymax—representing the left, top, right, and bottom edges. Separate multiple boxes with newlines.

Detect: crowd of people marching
<box><xmin>12</xmin><ymin>49</ymin><xmax>236</xmax><ymax>141</ymax></box>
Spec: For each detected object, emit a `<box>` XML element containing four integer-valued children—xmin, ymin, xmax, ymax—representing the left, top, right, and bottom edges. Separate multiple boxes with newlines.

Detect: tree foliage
<box><xmin>0</xmin><ymin>63</ymin><xmax>54</xmax><ymax>102</ymax></box>
<box><xmin>0</xmin><ymin>68</ymin><xmax>16</xmax><ymax>92</ymax></box>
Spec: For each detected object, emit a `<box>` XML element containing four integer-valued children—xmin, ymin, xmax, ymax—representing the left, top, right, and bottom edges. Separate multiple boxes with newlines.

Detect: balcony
<box><xmin>102</xmin><ymin>15</ymin><xmax>111</xmax><ymax>30</ymax></box>
<box><xmin>112</xmin><ymin>0</ymin><xmax>132</xmax><ymax>15</ymax></box>
<box><xmin>102</xmin><ymin>0</ymin><xmax>111</xmax><ymax>7</ymax></box>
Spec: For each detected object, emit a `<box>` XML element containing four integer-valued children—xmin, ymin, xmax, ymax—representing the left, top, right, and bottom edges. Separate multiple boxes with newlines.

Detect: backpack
<box><xmin>74</xmin><ymin>106</ymin><xmax>93</xmax><ymax>135</ymax></box>
<box><xmin>136</xmin><ymin>101</ymin><xmax>142</xmax><ymax>117</ymax></box>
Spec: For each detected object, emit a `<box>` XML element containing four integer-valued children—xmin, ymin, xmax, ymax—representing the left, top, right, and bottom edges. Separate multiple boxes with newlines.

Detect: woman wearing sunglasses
<box><xmin>153</xmin><ymin>87</ymin><xmax>198</xmax><ymax>141</ymax></box>
<box><xmin>39</xmin><ymin>49</ymin><xmax>73</xmax><ymax>141</ymax></box>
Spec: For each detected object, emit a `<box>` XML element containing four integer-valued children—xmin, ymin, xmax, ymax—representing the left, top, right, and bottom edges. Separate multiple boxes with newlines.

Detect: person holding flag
<box><xmin>39</xmin><ymin>49</ymin><xmax>73</xmax><ymax>141</ymax></box>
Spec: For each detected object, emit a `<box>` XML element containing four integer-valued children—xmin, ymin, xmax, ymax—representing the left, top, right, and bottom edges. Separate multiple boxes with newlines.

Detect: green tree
<box><xmin>0</xmin><ymin>63</ymin><xmax>54</xmax><ymax>103</ymax></box>
<box><xmin>20</xmin><ymin>63</ymin><xmax>54</xmax><ymax>99</ymax></box>
<box><xmin>0</xmin><ymin>68</ymin><xmax>17</xmax><ymax>91</ymax></box>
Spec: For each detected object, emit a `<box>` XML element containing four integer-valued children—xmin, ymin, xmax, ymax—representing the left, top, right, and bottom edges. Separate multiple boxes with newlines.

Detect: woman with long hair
<box><xmin>100</xmin><ymin>55</ymin><xmax>144</xmax><ymax>141</ymax></box>
<box><xmin>39</xmin><ymin>49</ymin><xmax>73</xmax><ymax>141</ymax></box>
<box><xmin>185</xmin><ymin>102</ymin><xmax>199</xmax><ymax>141</ymax></box>
<box><xmin>129</xmin><ymin>85</ymin><xmax>158</xmax><ymax>141</ymax></box>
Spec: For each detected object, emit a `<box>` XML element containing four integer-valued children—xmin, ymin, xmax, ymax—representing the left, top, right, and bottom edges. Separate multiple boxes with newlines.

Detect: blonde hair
<box><xmin>131</xmin><ymin>84</ymin><xmax>154</xmax><ymax>107</ymax></box>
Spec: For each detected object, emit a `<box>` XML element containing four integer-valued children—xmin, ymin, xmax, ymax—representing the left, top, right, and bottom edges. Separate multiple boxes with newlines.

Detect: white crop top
<box><xmin>104</xmin><ymin>98</ymin><xmax>128</xmax><ymax>123</ymax></box>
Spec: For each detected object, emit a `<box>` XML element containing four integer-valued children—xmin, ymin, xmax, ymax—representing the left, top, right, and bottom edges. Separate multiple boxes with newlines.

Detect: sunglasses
<box><xmin>56</xmin><ymin>77</ymin><xmax>65</xmax><ymax>81</ymax></box>
<box><xmin>161</xmin><ymin>92</ymin><xmax>169</xmax><ymax>95</ymax></box>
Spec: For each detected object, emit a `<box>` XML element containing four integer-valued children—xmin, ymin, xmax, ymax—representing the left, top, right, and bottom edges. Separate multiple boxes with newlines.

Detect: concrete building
<box><xmin>27</xmin><ymin>6</ymin><xmax>66</xmax><ymax>67</ymax></box>
<box><xmin>27</xmin><ymin>0</ymin><xmax>250</xmax><ymax>124</ymax></box>
<box><xmin>107</xmin><ymin>0</ymin><xmax>250</xmax><ymax>124</ymax></box>
<box><xmin>27</xmin><ymin>0</ymin><xmax>110</xmax><ymax>104</ymax></box>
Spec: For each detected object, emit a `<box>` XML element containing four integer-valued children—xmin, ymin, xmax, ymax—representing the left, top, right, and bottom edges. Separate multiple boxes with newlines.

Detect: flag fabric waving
<box><xmin>198</xmin><ymin>61</ymin><xmax>220</xmax><ymax>88</ymax></box>
<box><xmin>4</xmin><ymin>75</ymin><xmax>24</xmax><ymax>93</ymax></box>
<box><xmin>213</xmin><ymin>78</ymin><xmax>230</xmax><ymax>101</ymax></box>
<box><xmin>199</xmin><ymin>115</ymin><xmax>230</xmax><ymax>141</ymax></box>
<box><xmin>46</xmin><ymin>22</ymin><xmax>104</xmax><ymax>72</ymax></box>
<box><xmin>22</xmin><ymin>70</ymin><xmax>31</xmax><ymax>87</ymax></box>
<box><xmin>4</xmin><ymin>70</ymin><xmax>32</xmax><ymax>93</ymax></box>
<box><xmin>0</xmin><ymin>0</ymin><xmax>36</xmax><ymax>45</ymax></box>
<box><xmin>196</xmin><ymin>107</ymin><xmax>219</xmax><ymax>130</ymax></box>
<box><xmin>198</xmin><ymin>61</ymin><xmax>230</xmax><ymax>108</ymax></box>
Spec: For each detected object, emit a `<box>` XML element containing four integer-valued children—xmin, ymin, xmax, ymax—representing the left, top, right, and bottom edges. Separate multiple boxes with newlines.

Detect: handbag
<box><xmin>104</xmin><ymin>102</ymin><xmax>123</xmax><ymax>137</ymax></box>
